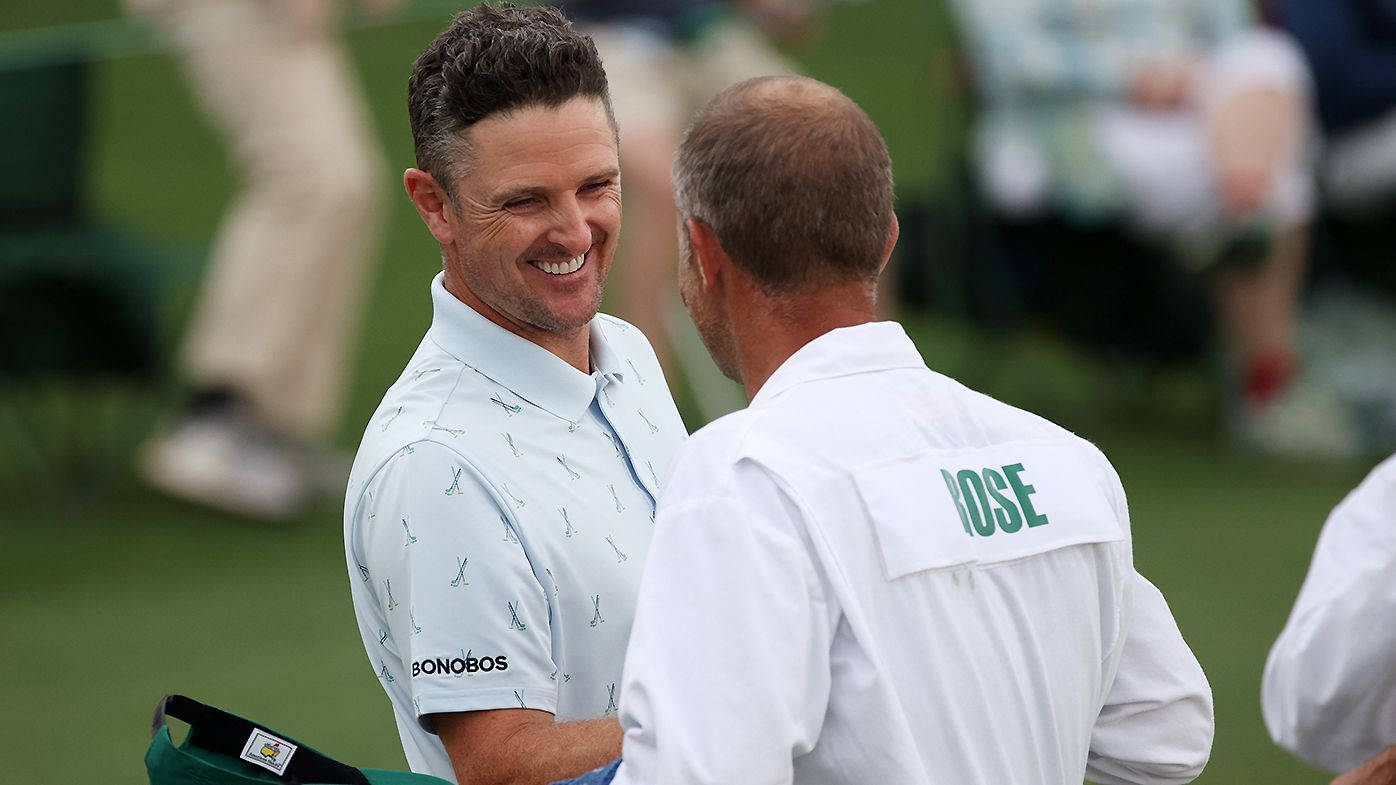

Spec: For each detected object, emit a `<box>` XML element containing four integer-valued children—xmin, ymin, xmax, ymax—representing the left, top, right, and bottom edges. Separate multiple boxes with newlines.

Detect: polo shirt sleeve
<box><xmin>362</xmin><ymin>440</ymin><xmax>559</xmax><ymax>727</ymax></box>
<box><xmin>1086</xmin><ymin>573</ymin><xmax>1214</xmax><ymax>785</ymax></box>
<box><xmin>613</xmin><ymin>460</ymin><xmax>833</xmax><ymax>785</ymax></box>
<box><xmin>1261</xmin><ymin>456</ymin><xmax>1396</xmax><ymax>773</ymax></box>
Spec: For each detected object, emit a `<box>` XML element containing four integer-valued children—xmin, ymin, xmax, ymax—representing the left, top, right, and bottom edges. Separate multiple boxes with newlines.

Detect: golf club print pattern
<box><xmin>425</xmin><ymin>420</ymin><xmax>465</xmax><ymax>439</ymax></box>
<box><xmin>346</xmin><ymin>299</ymin><xmax>685</xmax><ymax>760</ymax></box>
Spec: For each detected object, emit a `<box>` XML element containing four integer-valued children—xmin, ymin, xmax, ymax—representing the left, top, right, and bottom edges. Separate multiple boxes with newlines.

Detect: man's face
<box><xmin>678</xmin><ymin>222</ymin><xmax>741</xmax><ymax>383</ymax></box>
<box><xmin>442</xmin><ymin>97</ymin><xmax>621</xmax><ymax>340</ymax></box>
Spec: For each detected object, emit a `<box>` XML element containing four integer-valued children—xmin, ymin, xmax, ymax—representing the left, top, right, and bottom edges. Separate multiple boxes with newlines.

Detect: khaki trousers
<box><xmin>130</xmin><ymin>0</ymin><xmax>385</xmax><ymax>440</ymax></box>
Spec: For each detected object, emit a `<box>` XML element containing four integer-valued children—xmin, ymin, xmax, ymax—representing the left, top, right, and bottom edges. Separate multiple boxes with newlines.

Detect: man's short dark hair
<box><xmin>408</xmin><ymin>2</ymin><xmax>613</xmax><ymax>195</ymax></box>
<box><xmin>673</xmin><ymin>76</ymin><xmax>895</xmax><ymax>295</ymax></box>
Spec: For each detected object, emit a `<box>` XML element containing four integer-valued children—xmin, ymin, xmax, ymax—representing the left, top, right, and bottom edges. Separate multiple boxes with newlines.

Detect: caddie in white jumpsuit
<box><xmin>561</xmin><ymin>74</ymin><xmax>1215</xmax><ymax>785</ymax></box>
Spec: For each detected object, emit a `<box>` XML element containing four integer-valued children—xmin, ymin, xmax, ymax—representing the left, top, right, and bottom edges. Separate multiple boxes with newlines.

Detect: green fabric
<box><xmin>359</xmin><ymin>771</ymin><xmax>455</xmax><ymax>785</ymax></box>
<box><xmin>145</xmin><ymin>705</ymin><xmax>453</xmax><ymax>785</ymax></box>
<box><xmin>672</xmin><ymin>2</ymin><xmax>734</xmax><ymax>45</ymax></box>
<box><xmin>0</xmin><ymin>226</ymin><xmax>165</xmax><ymax>379</ymax></box>
<box><xmin>0</xmin><ymin>53</ymin><xmax>88</xmax><ymax>225</ymax></box>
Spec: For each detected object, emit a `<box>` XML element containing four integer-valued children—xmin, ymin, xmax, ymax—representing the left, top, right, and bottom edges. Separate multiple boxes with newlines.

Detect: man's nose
<box><xmin>547</xmin><ymin>197</ymin><xmax>592</xmax><ymax>256</ymax></box>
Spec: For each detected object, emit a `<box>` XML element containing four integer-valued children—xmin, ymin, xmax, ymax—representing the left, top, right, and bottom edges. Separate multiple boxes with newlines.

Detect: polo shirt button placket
<box><xmin>594</xmin><ymin>374</ymin><xmax>657</xmax><ymax>509</ymax></box>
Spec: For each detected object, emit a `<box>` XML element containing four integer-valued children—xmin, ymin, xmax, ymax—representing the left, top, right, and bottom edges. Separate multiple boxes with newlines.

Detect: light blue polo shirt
<box><xmin>344</xmin><ymin>272</ymin><xmax>686</xmax><ymax>781</ymax></box>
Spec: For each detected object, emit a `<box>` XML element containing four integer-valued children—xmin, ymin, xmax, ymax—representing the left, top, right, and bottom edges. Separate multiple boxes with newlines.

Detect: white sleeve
<box><xmin>1086</xmin><ymin>573</ymin><xmax>1214</xmax><ymax>785</ymax></box>
<box><xmin>363</xmin><ymin>440</ymin><xmax>559</xmax><ymax>725</ymax></box>
<box><xmin>612</xmin><ymin>461</ymin><xmax>833</xmax><ymax>785</ymax></box>
<box><xmin>1261</xmin><ymin>456</ymin><xmax>1396</xmax><ymax>773</ymax></box>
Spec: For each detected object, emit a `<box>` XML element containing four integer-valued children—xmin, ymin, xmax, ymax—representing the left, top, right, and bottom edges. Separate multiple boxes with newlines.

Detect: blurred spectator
<box><xmin>1271</xmin><ymin>3</ymin><xmax>1396</xmax><ymax>458</ymax></box>
<box><xmin>562</xmin><ymin>0</ymin><xmax>811</xmax><ymax>421</ymax></box>
<box><xmin>946</xmin><ymin>0</ymin><xmax>1333</xmax><ymax>454</ymax></box>
<box><xmin>1277</xmin><ymin>0</ymin><xmax>1396</xmax><ymax>214</ymax></box>
<box><xmin>125</xmin><ymin>0</ymin><xmax>402</xmax><ymax>519</ymax></box>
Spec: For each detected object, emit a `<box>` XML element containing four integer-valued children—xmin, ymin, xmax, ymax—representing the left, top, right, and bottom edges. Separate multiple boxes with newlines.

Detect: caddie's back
<box><xmin>662</xmin><ymin>336</ymin><xmax>1135</xmax><ymax>783</ymax></box>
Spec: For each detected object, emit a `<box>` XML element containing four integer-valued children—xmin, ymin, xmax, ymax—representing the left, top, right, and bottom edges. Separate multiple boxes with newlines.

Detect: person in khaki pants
<box><xmin>561</xmin><ymin>0</ymin><xmax>813</xmax><ymax>423</ymax></box>
<box><xmin>126</xmin><ymin>0</ymin><xmax>403</xmax><ymax>518</ymax></box>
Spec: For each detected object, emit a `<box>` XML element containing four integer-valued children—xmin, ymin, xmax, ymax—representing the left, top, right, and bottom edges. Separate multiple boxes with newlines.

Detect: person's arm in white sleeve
<box><xmin>612</xmin><ymin>460</ymin><xmax>834</xmax><ymax>785</ymax></box>
<box><xmin>1262</xmin><ymin>456</ymin><xmax>1396</xmax><ymax>774</ymax></box>
<box><xmin>365</xmin><ymin>441</ymin><xmax>620</xmax><ymax>785</ymax></box>
<box><xmin>1086</xmin><ymin>573</ymin><xmax>1214</xmax><ymax>785</ymax></box>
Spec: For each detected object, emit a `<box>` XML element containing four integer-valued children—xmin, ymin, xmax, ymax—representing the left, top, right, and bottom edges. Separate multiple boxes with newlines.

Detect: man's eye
<box><xmin>582</xmin><ymin>181</ymin><xmax>613</xmax><ymax>193</ymax></box>
<box><xmin>505</xmin><ymin>197</ymin><xmax>538</xmax><ymax>209</ymax></box>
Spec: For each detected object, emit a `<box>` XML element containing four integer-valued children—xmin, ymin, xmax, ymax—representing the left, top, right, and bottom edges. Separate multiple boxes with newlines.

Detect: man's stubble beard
<box><xmin>456</xmin><ymin>247</ymin><xmax>607</xmax><ymax>336</ymax></box>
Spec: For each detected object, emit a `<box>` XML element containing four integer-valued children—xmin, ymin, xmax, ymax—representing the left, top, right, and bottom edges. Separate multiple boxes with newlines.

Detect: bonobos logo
<box><xmin>412</xmin><ymin>655</ymin><xmax>508</xmax><ymax>677</ymax></box>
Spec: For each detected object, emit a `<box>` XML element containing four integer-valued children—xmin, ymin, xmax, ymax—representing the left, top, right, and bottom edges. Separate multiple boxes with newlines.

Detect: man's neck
<box><xmin>444</xmin><ymin>270</ymin><xmax>592</xmax><ymax>374</ymax></box>
<box><xmin>733</xmin><ymin>286</ymin><xmax>878</xmax><ymax>400</ymax></box>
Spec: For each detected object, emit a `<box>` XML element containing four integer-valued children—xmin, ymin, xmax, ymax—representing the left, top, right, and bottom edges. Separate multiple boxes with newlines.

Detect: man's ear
<box><xmin>404</xmin><ymin>168</ymin><xmax>456</xmax><ymax>245</ymax></box>
<box><xmin>685</xmin><ymin>218</ymin><xmax>727</xmax><ymax>293</ymax></box>
<box><xmin>879</xmin><ymin>213</ymin><xmax>900</xmax><ymax>274</ymax></box>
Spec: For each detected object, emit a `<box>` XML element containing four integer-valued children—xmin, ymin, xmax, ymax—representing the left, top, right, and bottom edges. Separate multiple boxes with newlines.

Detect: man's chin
<box><xmin>526</xmin><ymin>299</ymin><xmax>604</xmax><ymax>336</ymax></box>
<box><xmin>694</xmin><ymin>326</ymin><xmax>741</xmax><ymax>384</ymax></box>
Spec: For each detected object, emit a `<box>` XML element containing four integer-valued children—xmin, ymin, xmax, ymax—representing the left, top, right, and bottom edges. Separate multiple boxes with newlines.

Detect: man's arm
<box><xmin>436</xmin><ymin>710</ymin><xmax>620</xmax><ymax>785</ymax></box>
<box><xmin>363</xmin><ymin>441</ymin><xmax>591</xmax><ymax>782</ymax></box>
<box><xmin>1261</xmin><ymin>457</ymin><xmax>1396</xmax><ymax>773</ymax></box>
<box><xmin>1086</xmin><ymin>573</ymin><xmax>1214</xmax><ymax>785</ymax></box>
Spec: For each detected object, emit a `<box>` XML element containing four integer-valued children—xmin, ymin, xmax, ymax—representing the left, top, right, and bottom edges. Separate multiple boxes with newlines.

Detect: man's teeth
<box><xmin>532</xmin><ymin>254</ymin><xmax>585</xmax><ymax>275</ymax></box>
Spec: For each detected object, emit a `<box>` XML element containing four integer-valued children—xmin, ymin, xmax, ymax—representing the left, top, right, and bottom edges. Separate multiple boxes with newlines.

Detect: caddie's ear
<box><xmin>685</xmin><ymin>218</ymin><xmax>727</xmax><ymax>293</ymax></box>
<box><xmin>404</xmin><ymin>168</ymin><xmax>457</xmax><ymax>245</ymax></box>
<box><xmin>878</xmin><ymin>213</ymin><xmax>900</xmax><ymax>274</ymax></box>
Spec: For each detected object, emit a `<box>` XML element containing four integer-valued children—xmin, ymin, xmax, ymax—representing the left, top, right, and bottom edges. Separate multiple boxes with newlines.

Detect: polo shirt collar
<box><xmin>752</xmin><ymin>321</ymin><xmax>926</xmax><ymax>406</ymax></box>
<box><xmin>426</xmin><ymin>272</ymin><xmax>625</xmax><ymax>422</ymax></box>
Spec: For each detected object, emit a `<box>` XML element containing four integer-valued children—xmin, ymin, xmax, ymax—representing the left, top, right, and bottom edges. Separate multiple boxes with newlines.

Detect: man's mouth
<box><xmin>529</xmin><ymin>251</ymin><xmax>586</xmax><ymax>276</ymax></box>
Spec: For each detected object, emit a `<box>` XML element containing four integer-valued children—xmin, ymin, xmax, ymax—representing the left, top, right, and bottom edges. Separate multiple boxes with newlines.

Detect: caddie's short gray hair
<box><xmin>672</xmin><ymin>75</ymin><xmax>895</xmax><ymax>295</ymax></box>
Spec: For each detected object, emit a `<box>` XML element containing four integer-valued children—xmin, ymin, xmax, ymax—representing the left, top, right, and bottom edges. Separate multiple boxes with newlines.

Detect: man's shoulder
<box><xmin>764</xmin><ymin>360</ymin><xmax>1084</xmax><ymax>444</ymax></box>
<box><xmin>946</xmin><ymin>379</ymin><xmax>1100</xmax><ymax>449</ymax></box>
<box><xmin>345</xmin><ymin>346</ymin><xmax>497</xmax><ymax>504</ymax></box>
<box><xmin>923</xmin><ymin>378</ymin><xmax>1122</xmax><ymax>488</ymax></box>
<box><xmin>738</xmin><ymin>364</ymin><xmax>1115</xmax><ymax>485</ymax></box>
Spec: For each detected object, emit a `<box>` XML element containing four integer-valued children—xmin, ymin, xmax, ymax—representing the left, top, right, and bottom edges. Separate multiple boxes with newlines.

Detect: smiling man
<box><xmin>343</xmin><ymin>5</ymin><xmax>685</xmax><ymax>785</ymax></box>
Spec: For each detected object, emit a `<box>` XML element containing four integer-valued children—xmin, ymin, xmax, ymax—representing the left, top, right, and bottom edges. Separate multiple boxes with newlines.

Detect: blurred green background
<box><xmin>0</xmin><ymin>2</ymin><xmax>1375</xmax><ymax>784</ymax></box>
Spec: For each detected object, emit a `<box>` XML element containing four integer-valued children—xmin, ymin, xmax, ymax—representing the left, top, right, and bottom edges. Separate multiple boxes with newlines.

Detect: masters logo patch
<box><xmin>239</xmin><ymin>728</ymin><xmax>298</xmax><ymax>776</ymax></box>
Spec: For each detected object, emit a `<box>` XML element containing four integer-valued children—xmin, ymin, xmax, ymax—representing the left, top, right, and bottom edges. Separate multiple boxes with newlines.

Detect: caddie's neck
<box><xmin>730</xmin><ymin>280</ymin><xmax>879</xmax><ymax>400</ymax></box>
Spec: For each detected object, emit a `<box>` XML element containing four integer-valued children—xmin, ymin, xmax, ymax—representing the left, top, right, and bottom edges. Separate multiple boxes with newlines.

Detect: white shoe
<box><xmin>1234</xmin><ymin>375</ymin><xmax>1361</xmax><ymax>460</ymax></box>
<box><xmin>139</xmin><ymin>412</ymin><xmax>312</xmax><ymax>520</ymax></box>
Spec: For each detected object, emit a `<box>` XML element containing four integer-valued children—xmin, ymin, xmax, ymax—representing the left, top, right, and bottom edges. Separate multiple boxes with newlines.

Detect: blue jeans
<box><xmin>549</xmin><ymin>759</ymin><xmax>620</xmax><ymax>785</ymax></box>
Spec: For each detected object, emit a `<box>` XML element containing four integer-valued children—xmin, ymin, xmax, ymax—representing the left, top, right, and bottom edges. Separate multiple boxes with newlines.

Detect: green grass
<box><xmin>0</xmin><ymin>2</ymin><xmax>1375</xmax><ymax>784</ymax></box>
